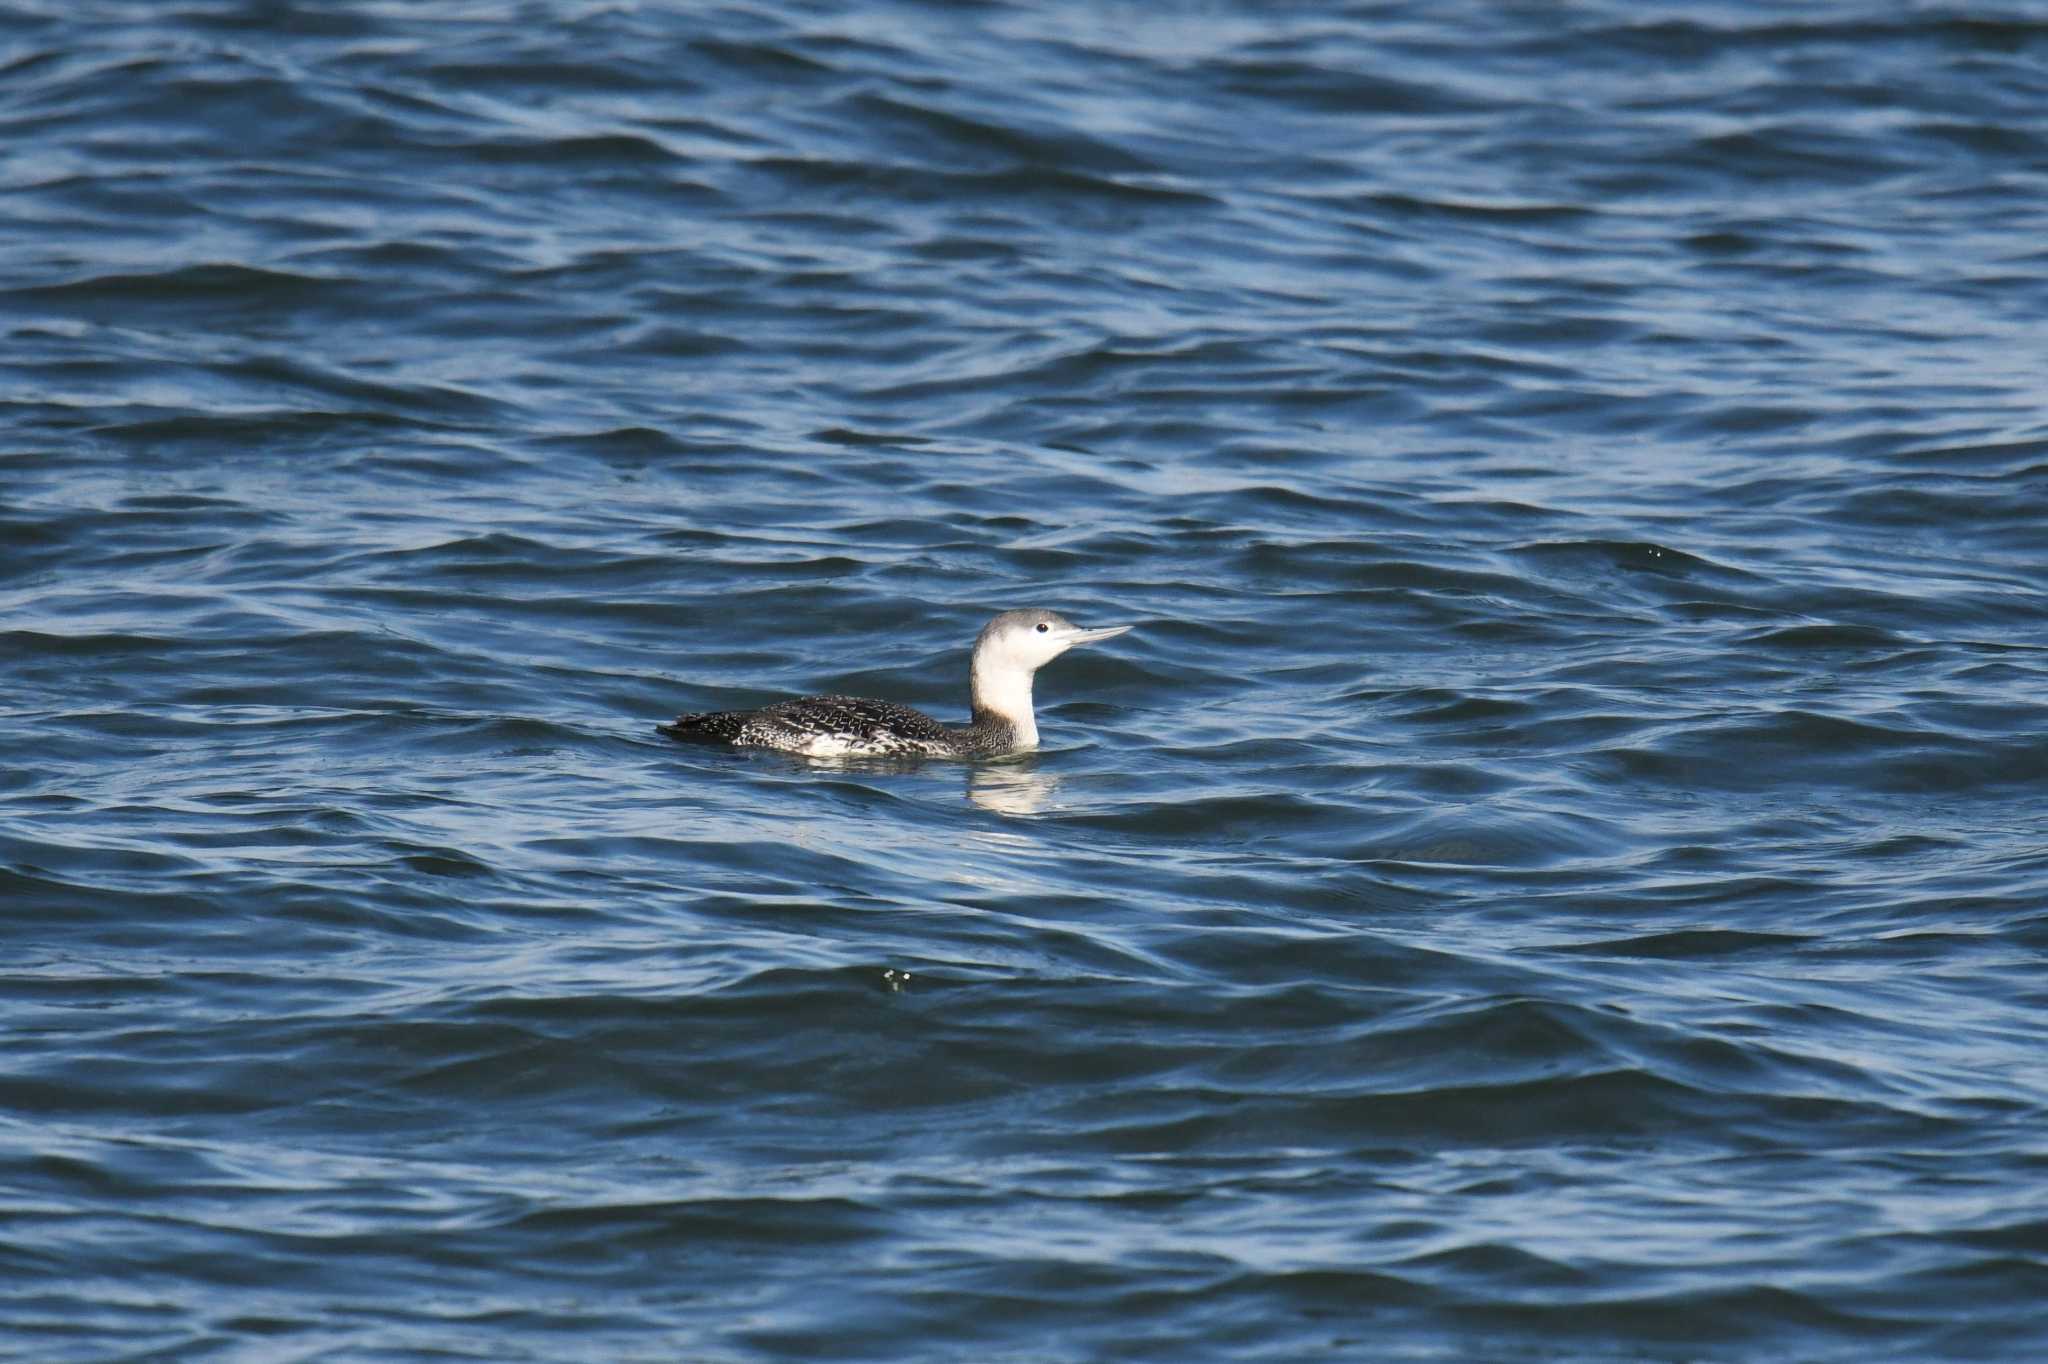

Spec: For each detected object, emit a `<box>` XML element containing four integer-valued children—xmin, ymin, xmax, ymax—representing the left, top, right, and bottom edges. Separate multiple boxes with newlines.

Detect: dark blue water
<box><xmin>6</xmin><ymin>2</ymin><xmax>2048</xmax><ymax>1359</ymax></box>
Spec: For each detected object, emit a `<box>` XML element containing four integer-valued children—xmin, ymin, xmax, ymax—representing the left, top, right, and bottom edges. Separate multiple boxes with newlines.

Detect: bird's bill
<box><xmin>1058</xmin><ymin>624</ymin><xmax>1134</xmax><ymax>646</ymax></box>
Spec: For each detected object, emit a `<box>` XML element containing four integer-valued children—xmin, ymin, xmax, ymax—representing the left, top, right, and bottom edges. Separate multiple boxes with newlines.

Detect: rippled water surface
<box><xmin>5</xmin><ymin>2</ymin><xmax>2048</xmax><ymax>1359</ymax></box>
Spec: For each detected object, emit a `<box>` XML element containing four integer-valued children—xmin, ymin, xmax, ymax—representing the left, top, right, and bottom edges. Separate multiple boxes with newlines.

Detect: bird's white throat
<box><xmin>970</xmin><ymin>660</ymin><xmax>1039</xmax><ymax>749</ymax></box>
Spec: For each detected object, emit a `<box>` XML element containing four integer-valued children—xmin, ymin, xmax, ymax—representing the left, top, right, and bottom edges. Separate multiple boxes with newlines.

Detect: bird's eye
<box><xmin>1035</xmin><ymin>622</ymin><xmax>1049</xmax><ymax>633</ymax></box>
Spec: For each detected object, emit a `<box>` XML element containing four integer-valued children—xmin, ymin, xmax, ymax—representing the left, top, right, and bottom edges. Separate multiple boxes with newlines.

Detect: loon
<box><xmin>660</xmin><ymin>609</ymin><xmax>1132</xmax><ymax>758</ymax></box>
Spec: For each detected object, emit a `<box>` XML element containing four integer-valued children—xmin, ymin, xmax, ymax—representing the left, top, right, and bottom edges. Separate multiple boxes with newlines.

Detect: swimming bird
<box><xmin>660</xmin><ymin>609</ymin><xmax>1133</xmax><ymax>758</ymax></box>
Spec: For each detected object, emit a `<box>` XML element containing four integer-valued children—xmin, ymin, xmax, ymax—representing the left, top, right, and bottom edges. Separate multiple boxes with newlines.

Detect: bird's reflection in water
<box><xmin>729</xmin><ymin>746</ymin><xmax>1066</xmax><ymax>820</ymax></box>
<box><xmin>966</xmin><ymin>755</ymin><xmax>1061</xmax><ymax>817</ymax></box>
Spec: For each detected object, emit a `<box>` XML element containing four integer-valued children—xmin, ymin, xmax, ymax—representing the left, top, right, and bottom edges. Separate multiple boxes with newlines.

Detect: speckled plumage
<box><xmin>659</xmin><ymin>609</ymin><xmax>1132</xmax><ymax>759</ymax></box>
<box><xmin>659</xmin><ymin>694</ymin><xmax>1012</xmax><ymax>758</ymax></box>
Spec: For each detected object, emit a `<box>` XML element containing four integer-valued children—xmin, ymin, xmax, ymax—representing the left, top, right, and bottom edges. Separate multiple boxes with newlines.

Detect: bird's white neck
<box><xmin>970</xmin><ymin>661</ymin><xmax>1039</xmax><ymax>750</ymax></box>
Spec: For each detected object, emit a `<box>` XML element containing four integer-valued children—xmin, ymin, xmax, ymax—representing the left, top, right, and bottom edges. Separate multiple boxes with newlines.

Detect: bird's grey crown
<box><xmin>974</xmin><ymin>608</ymin><xmax>1077</xmax><ymax>649</ymax></box>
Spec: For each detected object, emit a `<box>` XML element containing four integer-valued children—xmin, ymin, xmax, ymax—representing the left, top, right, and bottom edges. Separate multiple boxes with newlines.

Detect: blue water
<box><xmin>5</xmin><ymin>2</ymin><xmax>2048</xmax><ymax>1359</ymax></box>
